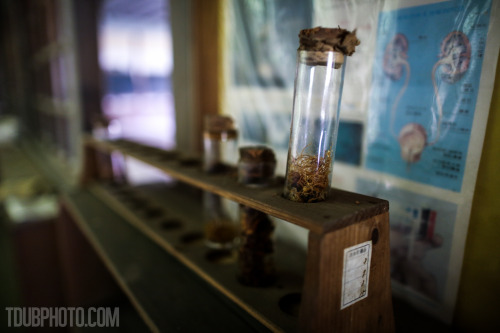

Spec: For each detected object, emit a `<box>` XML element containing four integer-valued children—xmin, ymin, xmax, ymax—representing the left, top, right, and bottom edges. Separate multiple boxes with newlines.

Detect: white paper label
<box><xmin>341</xmin><ymin>240</ymin><xmax>372</xmax><ymax>310</ymax></box>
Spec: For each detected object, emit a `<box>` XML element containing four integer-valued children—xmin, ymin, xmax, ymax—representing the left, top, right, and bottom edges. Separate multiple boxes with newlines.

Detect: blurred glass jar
<box><xmin>237</xmin><ymin>146</ymin><xmax>277</xmax><ymax>287</ymax></box>
<box><xmin>237</xmin><ymin>206</ymin><xmax>275</xmax><ymax>287</ymax></box>
<box><xmin>204</xmin><ymin>192</ymin><xmax>238</xmax><ymax>249</ymax></box>
<box><xmin>238</xmin><ymin>146</ymin><xmax>276</xmax><ymax>187</ymax></box>
<box><xmin>203</xmin><ymin>115</ymin><xmax>238</xmax><ymax>174</ymax></box>
<box><xmin>203</xmin><ymin>115</ymin><xmax>238</xmax><ymax>249</ymax></box>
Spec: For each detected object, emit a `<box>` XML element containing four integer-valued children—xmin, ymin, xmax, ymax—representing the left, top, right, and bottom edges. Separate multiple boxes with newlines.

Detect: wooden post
<box><xmin>80</xmin><ymin>143</ymin><xmax>114</xmax><ymax>185</ymax></box>
<box><xmin>299</xmin><ymin>212</ymin><xmax>394</xmax><ymax>332</ymax></box>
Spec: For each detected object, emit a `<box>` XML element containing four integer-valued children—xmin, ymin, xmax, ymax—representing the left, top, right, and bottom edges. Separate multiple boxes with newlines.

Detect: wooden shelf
<box><xmin>62</xmin><ymin>186</ymin><xmax>273</xmax><ymax>333</ymax></box>
<box><xmin>88</xmin><ymin>182</ymin><xmax>308</xmax><ymax>332</ymax></box>
<box><xmin>84</xmin><ymin>137</ymin><xmax>388</xmax><ymax>235</ymax></box>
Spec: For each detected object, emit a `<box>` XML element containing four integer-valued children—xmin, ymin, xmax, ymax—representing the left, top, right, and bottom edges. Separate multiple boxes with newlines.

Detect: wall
<box><xmin>454</xmin><ymin>53</ymin><xmax>500</xmax><ymax>332</ymax></box>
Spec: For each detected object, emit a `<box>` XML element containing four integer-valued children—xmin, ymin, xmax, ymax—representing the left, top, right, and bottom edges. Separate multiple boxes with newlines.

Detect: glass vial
<box><xmin>203</xmin><ymin>115</ymin><xmax>238</xmax><ymax>173</ymax></box>
<box><xmin>238</xmin><ymin>146</ymin><xmax>276</xmax><ymax>187</ymax></box>
<box><xmin>284</xmin><ymin>27</ymin><xmax>359</xmax><ymax>203</ymax></box>
<box><xmin>203</xmin><ymin>115</ymin><xmax>238</xmax><ymax>249</ymax></box>
<box><xmin>237</xmin><ymin>146</ymin><xmax>276</xmax><ymax>287</ymax></box>
<box><xmin>204</xmin><ymin>193</ymin><xmax>238</xmax><ymax>249</ymax></box>
<box><xmin>283</xmin><ymin>50</ymin><xmax>347</xmax><ymax>202</ymax></box>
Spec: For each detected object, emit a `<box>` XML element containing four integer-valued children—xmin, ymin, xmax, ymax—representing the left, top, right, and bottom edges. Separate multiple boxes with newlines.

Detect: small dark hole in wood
<box><xmin>114</xmin><ymin>188</ymin><xmax>133</xmax><ymax>196</ymax></box>
<box><xmin>107</xmin><ymin>182</ymin><xmax>122</xmax><ymax>189</ymax></box>
<box><xmin>154</xmin><ymin>154</ymin><xmax>170</xmax><ymax>161</ymax></box>
<box><xmin>368</xmin><ymin>200</ymin><xmax>378</xmax><ymax>204</ymax></box>
<box><xmin>279</xmin><ymin>292</ymin><xmax>302</xmax><ymax>317</ymax></box>
<box><xmin>372</xmin><ymin>228</ymin><xmax>379</xmax><ymax>245</ymax></box>
<box><xmin>147</xmin><ymin>150</ymin><xmax>163</xmax><ymax>157</ymax></box>
<box><xmin>205</xmin><ymin>249</ymin><xmax>235</xmax><ymax>265</ymax></box>
<box><xmin>160</xmin><ymin>219</ymin><xmax>183</xmax><ymax>230</ymax></box>
<box><xmin>142</xmin><ymin>207</ymin><xmax>164</xmax><ymax>219</ymax></box>
<box><xmin>112</xmin><ymin>193</ymin><xmax>128</xmax><ymax>201</ymax></box>
<box><xmin>180</xmin><ymin>231</ymin><xmax>204</xmax><ymax>244</ymax></box>
<box><xmin>125</xmin><ymin>198</ymin><xmax>148</xmax><ymax>209</ymax></box>
<box><xmin>323</xmin><ymin>215</ymin><xmax>331</xmax><ymax>219</ymax></box>
<box><xmin>155</xmin><ymin>152</ymin><xmax>179</xmax><ymax>161</ymax></box>
<box><xmin>179</xmin><ymin>157</ymin><xmax>201</xmax><ymax>167</ymax></box>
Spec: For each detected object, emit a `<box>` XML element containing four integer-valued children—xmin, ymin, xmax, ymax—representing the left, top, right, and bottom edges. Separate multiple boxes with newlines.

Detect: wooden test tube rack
<box><xmin>80</xmin><ymin>137</ymin><xmax>394</xmax><ymax>332</ymax></box>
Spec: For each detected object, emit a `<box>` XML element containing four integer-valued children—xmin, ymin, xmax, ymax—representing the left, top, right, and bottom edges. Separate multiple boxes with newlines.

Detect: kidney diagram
<box><xmin>383</xmin><ymin>31</ymin><xmax>471</xmax><ymax>167</ymax></box>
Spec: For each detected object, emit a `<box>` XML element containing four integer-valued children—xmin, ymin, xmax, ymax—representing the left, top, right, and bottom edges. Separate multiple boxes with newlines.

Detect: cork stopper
<box><xmin>239</xmin><ymin>146</ymin><xmax>276</xmax><ymax>163</ymax></box>
<box><xmin>205</xmin><ymin>115</ymin><xmax>235</xmax><ymax>133</ymax></box>
<box><xmin>204</xmin><ymin>115</ymin><xmax>237</xmax><ymax>140</ymax></box>
<box><xmin>298</xmin><ymin>26</ymin><xmax>360</xmax><ymax>67</ymax></box>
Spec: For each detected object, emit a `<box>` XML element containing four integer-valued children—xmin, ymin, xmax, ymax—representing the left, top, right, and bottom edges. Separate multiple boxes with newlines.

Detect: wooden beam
<box><xmin>191</xmin><ymin>0</ymin><xmax>224</xmax><ymax>152</ymax></box>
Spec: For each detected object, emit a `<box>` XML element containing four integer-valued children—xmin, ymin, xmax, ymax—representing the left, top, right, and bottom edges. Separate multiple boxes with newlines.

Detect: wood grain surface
<box><xmin>299</xmin><ymin>212</ymin><xmax>394</xmax><ymax>333</ymax></box>
<box><xmin>85</xmin><ymin>137</ymin><xmax>389</xmax><ymax>235</ymax></box>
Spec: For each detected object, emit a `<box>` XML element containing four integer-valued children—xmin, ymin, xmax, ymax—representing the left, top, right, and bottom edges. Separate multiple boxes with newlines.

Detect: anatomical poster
<box><xmin>313</xmin><ymin>0</ymin><xmax>499</xmax><ymax>324</ymax></box>
<box><xmin>356</xmin><ymin>178</ymin><xmax>457</xmax><ymax>316</ymax></box>
<box><xmin>364</xmin><ymin>0</ymin><xmax>492</xmax><ymax>192</ymax></box>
